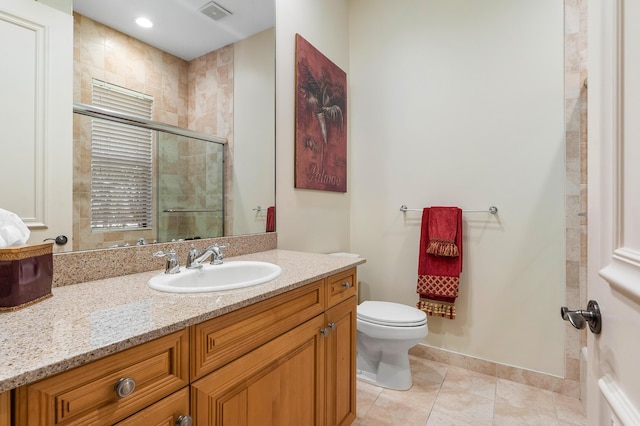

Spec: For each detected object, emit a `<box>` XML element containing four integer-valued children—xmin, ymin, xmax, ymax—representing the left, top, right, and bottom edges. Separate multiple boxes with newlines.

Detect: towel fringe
<box><xmin>426</xmin><ymin>238</ymin><xmax>459</xmax><ymax>257</ymax></box>
<box><xmin>417</xmin><ymin>299</ymin><xmax>456</xmax><ymax>319</ymax></box>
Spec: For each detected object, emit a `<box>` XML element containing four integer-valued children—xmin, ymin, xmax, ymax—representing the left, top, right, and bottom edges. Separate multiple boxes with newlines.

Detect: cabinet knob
<box><xmin>176</xmin><ymin>415</ymin><xmax>193</xmax><ymax>426</ymax></box>
<box><xmin>341</xmin><ymin>281</ymin><xmax>351</xmax><ymax>289</ymax></box>
<box><xmin>320</xmin><ymin>328</ymin><xmax>330</xmax><ymax>337</ymax></box>
<box><xmin>328</xmin><ymin>322</ymin><xmax>337</xmax><ymax>331</ymax></box>
<box><xmin>114</xmin><ymin>377</ymin><xmax>136</xmax><ymax>398</ymax></box>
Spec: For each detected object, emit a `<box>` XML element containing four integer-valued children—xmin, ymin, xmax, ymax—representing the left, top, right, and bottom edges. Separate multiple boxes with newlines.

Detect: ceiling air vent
<box><xmin>199</xmin><ymin>1</ymin><xmax>232</xmax><ymax>21</ymax></box>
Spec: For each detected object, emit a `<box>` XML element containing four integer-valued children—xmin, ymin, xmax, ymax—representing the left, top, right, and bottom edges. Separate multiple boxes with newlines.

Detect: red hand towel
<box><xmin>266</xmin><ymin>206</ymin><xmax>275</xmax><ymax>232</ymax></box>
<box><xmin>416</xmin><ymin>207</ymin><xmax>463</xmax><ymax>319</ymax></box>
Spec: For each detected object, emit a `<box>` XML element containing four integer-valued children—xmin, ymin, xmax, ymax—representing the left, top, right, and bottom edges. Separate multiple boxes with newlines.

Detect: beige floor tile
<box><xmin>441</xmin><ymin>365</ymin><xmax>497</xmax><ymax>401</ymax></box>
<box><xmin>354</xmin><ymin>358</ymin><xmax>586</xmax><ymax>426</ymax></box>
<box><xmin>357</xmin><ymin>381</ymin><xmax>439</xmax><ymax>426</ymax></box>
<box><xmin>426</xmin><ymin>409</ymin><xmax>493</xmax><ymax>426</ymax></box>
<box><xmin>356</xmin><ymin>380</ymin><xmax>383</xmax><ymax>421</ymax></box>
<box><xmin>427</xmin><ymin>386</ymin><xmax>494</xmax><ymax>425</ymax></box>
<box><xmin>554</xmin><ymin>392</ymin><xmax>587</xmax><ymax>425</ymax></box>
<box><xmin>493</xmin><ymin>399</ymin><xmax>560</xmax><ymax>426</ymax></box>
<box><xmin>496</xmin><ymin>378</ymin><xmax>557</xmax><ymax>416</ymax></box>
<box><xmin>409</xmin><ymin>355</ymin><xmax>449</xmax><ymax>385</ymax></box>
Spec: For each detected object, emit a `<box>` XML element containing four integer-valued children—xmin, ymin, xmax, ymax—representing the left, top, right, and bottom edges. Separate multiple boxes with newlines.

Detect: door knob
<box><xmin>560</xmin><ymin>300</ymin><xmax>601</xmax><ymax>334</ymax></box>
<box><xmin>43</xmin><ymin>235</ymin><xmax>68</xmax><ymax>245</ymax></box>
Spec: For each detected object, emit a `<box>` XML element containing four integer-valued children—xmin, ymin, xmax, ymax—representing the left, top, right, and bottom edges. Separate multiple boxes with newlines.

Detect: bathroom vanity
<box><xmin>1</xmin><ymin>250</ymin><xmax>364</xmax><ymax>426</ymax></box>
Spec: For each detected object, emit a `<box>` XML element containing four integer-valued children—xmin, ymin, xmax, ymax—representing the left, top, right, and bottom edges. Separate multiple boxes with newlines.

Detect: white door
<box><xmin>586</xmin><ymin>0</ymin><xmax>640</xmax><ymax>424</ymax></box>
<box><xmin>0</xmin><ymin>0</ymin><xmax>73</xmax><ymax>252</ymax></box>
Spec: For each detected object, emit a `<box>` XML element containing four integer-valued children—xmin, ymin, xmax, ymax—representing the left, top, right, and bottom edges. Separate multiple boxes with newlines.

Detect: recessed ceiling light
<box><xmin>135</xmin><ymin>17</ymin><xmax>153</xmax><ymax>28</ymax></box>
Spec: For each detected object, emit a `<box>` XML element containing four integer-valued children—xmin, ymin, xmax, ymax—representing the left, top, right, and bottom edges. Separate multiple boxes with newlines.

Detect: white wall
<box><xmin>275</xmin><ymin>0</ymin><xmax>351</xmax><ymax>253</ymax></box>
<box><xmin>35</xmin><ymin>0</ymin><xmax>71</xmax><ymax>14</ymax></box>
<box><xmin>348</xmin><ymin>0</ymin><xmax>566</xmax><ymax>376</ymax></box>
<box><xmin>233</xmin><ymin>28</ymin><xmax>276</xmax><ymax>235</ymax></box>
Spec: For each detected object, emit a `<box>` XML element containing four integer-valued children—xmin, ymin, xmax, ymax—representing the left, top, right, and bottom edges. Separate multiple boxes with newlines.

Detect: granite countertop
<box><xmin>0</xmin><ymin>249</ymin><xmax>366</xmax><ymax>392</ymax></box>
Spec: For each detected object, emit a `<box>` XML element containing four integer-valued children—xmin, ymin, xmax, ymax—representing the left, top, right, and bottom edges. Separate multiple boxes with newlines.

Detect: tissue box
<box><xmin>0</xmin><ymin>242</ymin><xmax>53</xmax><ymax>311</ymax></box>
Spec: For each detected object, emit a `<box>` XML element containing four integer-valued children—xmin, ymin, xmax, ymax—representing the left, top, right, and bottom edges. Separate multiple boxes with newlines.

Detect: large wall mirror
<box><xmin>70</xmin><ymin>0</ymin><xmax>275</xmax><ymax>251</ymax></box>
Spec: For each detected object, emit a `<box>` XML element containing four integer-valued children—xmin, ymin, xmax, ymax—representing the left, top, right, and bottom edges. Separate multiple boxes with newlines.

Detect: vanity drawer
<box><xmin>115</xmin><ymin>387</ymin><xmax>190</xmax><ymax>426</ymax></box>
<box><xmin>326</xmin><ymin>268</ymin><xmax>357</xmax><ymax>308</ymax></box>
<box><xmin>15</xmin><ymin>329</ymin><xmax>189</xmax><ymax>426</ymax></box>
<box><xmin>190</xmin><ymin>279</ymin><xmax>325</xmax><ymax>380</ymax></box>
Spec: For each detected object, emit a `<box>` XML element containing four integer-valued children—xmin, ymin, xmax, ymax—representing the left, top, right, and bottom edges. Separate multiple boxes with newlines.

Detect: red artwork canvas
<box><xmin>295</xmin><ymin>34</ymin><xmax>347</xmax><ymax>192</ymax></box>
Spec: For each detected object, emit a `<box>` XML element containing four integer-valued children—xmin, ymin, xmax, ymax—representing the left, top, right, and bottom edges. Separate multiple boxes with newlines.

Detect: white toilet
<box><xmin>356</xmin><ymin>300</ymin><xmax>428</xmax><ymax>390</ymax></box>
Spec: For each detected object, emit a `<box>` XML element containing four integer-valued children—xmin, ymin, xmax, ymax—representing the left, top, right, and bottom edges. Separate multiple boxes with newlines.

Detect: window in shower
<box><xmin>89</xmin><ymin>80</ymin><xmax>154</xmax><ymax>230</ymax></box>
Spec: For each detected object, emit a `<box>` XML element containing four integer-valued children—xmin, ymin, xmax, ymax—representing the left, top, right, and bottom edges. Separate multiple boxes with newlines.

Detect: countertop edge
<box><xmin>0</xmin><ymin>250</ymin><xmax>366</xmax><ymax>392</ymax></box>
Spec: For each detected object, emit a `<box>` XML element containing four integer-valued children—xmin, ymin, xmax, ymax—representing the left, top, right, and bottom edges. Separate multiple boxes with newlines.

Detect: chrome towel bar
<box><xmin>163</xmin><ymin>209</ymin><xmax>222</xmax><ymax>213</ymax></box>
<box><xmin>400</xmin><ymin>205</ymin><xmax>498</xmax><ymax>214</ymax></box>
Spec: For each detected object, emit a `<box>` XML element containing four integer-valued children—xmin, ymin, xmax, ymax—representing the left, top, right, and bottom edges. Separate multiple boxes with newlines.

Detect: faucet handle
<box><xmin>206</xmin><ymin>243</ymin><xmax>228</xmax><ymax>265</ymax></box>
<box><xmin>153</xmin><ymin>250</ymin><xmax>181</xmax><ymax>274</ymax></box>
<box><xmin>153</xmin><ymin>249</ymin><xmax>176</xmax><ymax>257</ymax></box>
<box><xmin>208</xmin><ymin>242</ymin><xmax>229</xmax><ymax>249</ymax></box>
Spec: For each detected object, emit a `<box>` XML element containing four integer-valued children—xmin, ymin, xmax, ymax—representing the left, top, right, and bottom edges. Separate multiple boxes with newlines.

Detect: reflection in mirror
<box><xmin>69</xmin><ymin>6</ymin><xmax>275</xmax><ymax>252</ymax></box>
<box><xmin>73</xmin><ymin>108</ymin><xmax>226</xmax><ymax>251</ymax></box>
<box><xmin>157</xmin><ymin>132</ymin><xmax>225</xmax><ymax>244</ymax></box>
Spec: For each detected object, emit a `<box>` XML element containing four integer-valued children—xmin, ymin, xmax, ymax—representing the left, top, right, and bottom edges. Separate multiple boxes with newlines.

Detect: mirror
<box><xmin>69</xmin><ymin>1</ymin><xmax>275</xmax><ymax>251</ymax></box>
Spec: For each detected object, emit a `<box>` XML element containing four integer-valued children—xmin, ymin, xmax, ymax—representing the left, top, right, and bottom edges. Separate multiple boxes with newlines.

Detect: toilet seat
<box><xmin>357</xmin><ymin>301</ymin><xmax>427</xmax><ymax>327</ymax></box>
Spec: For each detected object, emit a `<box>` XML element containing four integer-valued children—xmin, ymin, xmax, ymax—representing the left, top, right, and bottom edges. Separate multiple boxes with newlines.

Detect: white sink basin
<box><xmin>148</xmin><ymin>261</ymin><xmax>282</xmax><ymax>293</ymax></box>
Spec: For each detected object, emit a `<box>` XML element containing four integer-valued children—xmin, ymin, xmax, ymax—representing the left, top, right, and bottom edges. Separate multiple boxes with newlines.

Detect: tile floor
<box><xmin>354</xmin><ymin>355</ymin><xmax>586</xmax><ymax>425</ymax></box>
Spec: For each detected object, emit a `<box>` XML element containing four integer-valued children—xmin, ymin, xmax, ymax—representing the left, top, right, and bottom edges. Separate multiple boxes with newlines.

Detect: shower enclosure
<box><xmin>73</xmin><ymin>103</ymin><xmax>226</xmax><ymax>251</ymax></box>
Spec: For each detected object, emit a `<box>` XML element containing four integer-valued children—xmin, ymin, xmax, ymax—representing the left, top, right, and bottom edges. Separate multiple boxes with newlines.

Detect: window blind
<box><xmin>91</xmin><ymin>80</ymin><xmax>154</xmax><ymax>230</ymax></box>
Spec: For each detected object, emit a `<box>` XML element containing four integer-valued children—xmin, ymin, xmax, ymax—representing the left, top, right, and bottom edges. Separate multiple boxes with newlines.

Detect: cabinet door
<box><xmin>325</xmin><ymin>296</ymin><xmax>357</xmax><ymax>426</ymax></box>
<box><xmin>191</xmin><ymin>315</ymin><xmax>326</xmax><ymax>426</ymax></box>
<box><xmin>0</xmin><ymin>390</ymin><xmax>10</xmax><ymax>426</ymax></box>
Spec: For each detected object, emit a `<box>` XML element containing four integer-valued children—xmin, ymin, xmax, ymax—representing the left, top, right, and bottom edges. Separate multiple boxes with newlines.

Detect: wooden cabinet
<box><xmin>325</xmin><ymin>298</ymin><xmax>357</xmax><ymax>426</ymax></box>
<box><xmin>1</xmin><ymin>390</ymin><xmax>10</xmax><ymax>426</ymax></box>
<box><xmin>12</xmin><ymin>268</ymin><xmax>358</xmax><ymax>426</ymax></box>
<box><xmin>191</xmin><ymin>268</ymin><xmax>358</xmax><ymax>426</ymax></box>
<box><xmin>192</xmin><ymin>315</ymin><xmax>326</xmax><ymax>425</ymax></box>
<box><xmin>190</xmin><ymin>279</ymin><xmax>325</xmax><ymax>380</ymax></box>
<box><xmin>15</xmin><ymin>330</ymin><xmax>189</xmax><ymax>426</ymax></box>
<box><xmin>115</xmin><ymin>388</ymin><xmax>190</xmax><ymax>426</ymax></box>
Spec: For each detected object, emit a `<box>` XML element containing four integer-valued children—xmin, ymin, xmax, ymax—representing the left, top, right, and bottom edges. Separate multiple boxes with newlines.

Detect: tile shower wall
<box><xmin>187</xmin><ymin>46</ymin><xmax>235</xmax><ymax>236</ymax></box>
<box><xmin>72</xmin><ymin>14</ymin><xmax>232</xmax><ymax>250</ymax></box>
<box><xmin>156</xmin><ymin>134</ymin><xmax>225</xmax><ymax>242</ymax></box>
<box><xmin>564</xmin><ymin>0</ymin><xmax>588</xmax><ymax>395</ymax></box>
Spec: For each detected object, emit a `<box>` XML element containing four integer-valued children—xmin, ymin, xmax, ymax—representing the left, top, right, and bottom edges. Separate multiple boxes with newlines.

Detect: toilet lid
<box><xmin>357</xmin><ymin>301</ymin><xmax>427</xmax><ymax>327</ymax></box>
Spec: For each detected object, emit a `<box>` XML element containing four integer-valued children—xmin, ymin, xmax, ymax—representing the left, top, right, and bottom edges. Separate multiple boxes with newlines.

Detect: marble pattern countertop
<box><xmin>0</xmin><ymin>249</ymin><xmax>366</xmax><ymax>392</ymax></box>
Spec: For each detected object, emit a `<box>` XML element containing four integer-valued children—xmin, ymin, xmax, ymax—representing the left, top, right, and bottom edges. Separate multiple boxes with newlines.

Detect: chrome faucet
<box><xmin>188</xmin><ymin>243</ymin><xmax>228</xmax><ymax>268</ymax></box>
<box><xmin>186</xmin><ymin>244</ymin><xmax>202</xmax><ymax>269</ymax></box>
<box><xmin>153</xmin><ymin>250</ymin><xmax>180</xmax><ymax>274</ymax></box>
